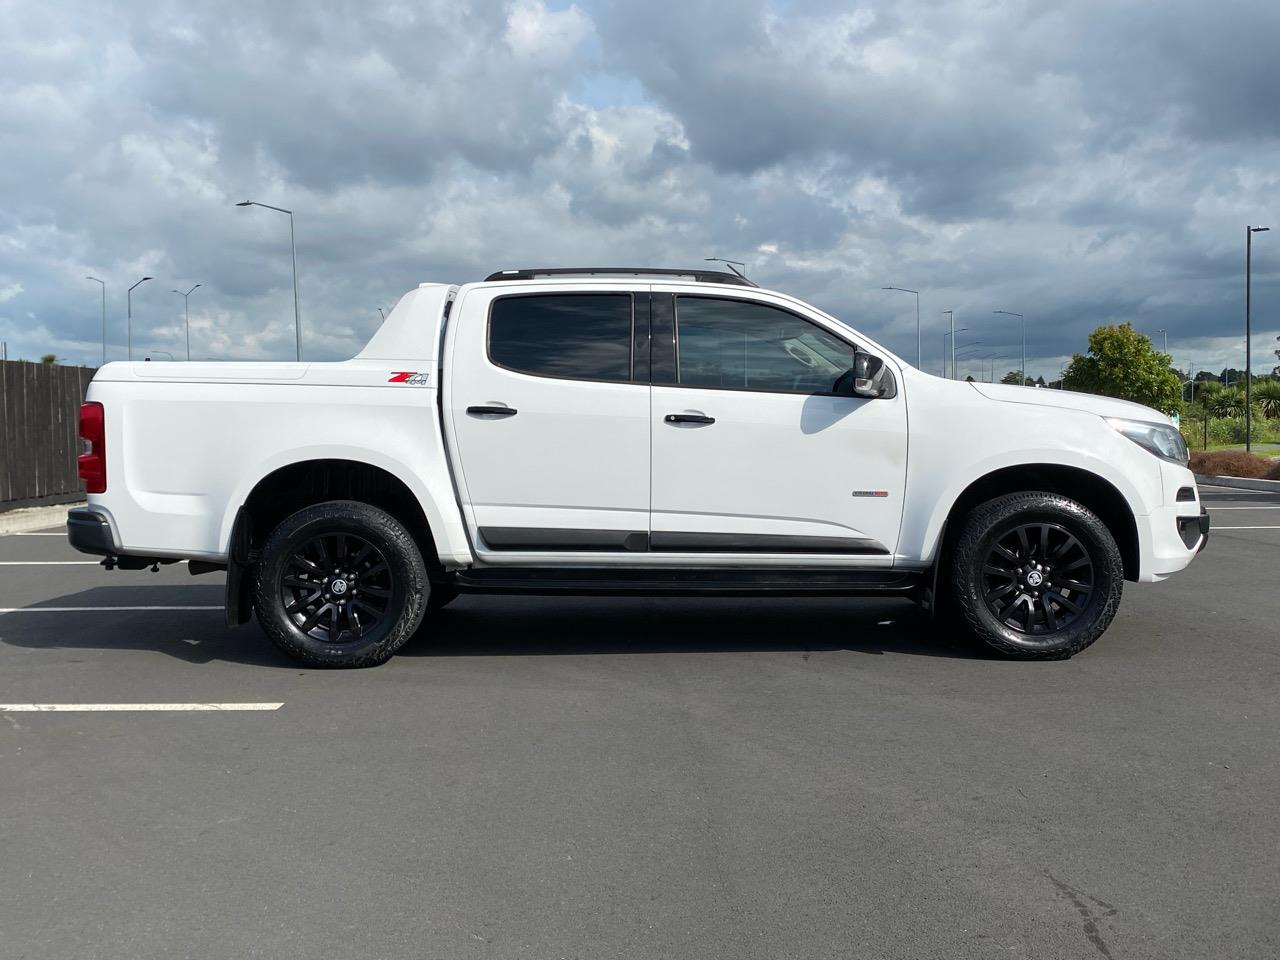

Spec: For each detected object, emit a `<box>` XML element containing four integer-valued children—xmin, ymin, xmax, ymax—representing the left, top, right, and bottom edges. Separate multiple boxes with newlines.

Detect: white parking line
<box><xmin>0</xmin><ymin>606</ymin><xmax>221</xmax><ymax>613</ymax></box>
<box><xmin>1206</xmin><ymin>505</ymin><xmax>1280</xmax><ymax>510</ymax></box>
<box><xmin>1213</xmin><ymin>526</ymin><xmax>1280</xmax><ymax>530</ymax></box>
<box><xmin>0</xmin><ymin>560</ymin><xmax>189</xmax><ymax>565</ymax></box>
<box><xmin>0</xmin><ymin>703</ymin><xmax>283</xmax><ymax>712</ymax></box>
<box><xmin>0</xmin><ymin>561</ymin><xmax>103</xmax><ymax>565</ymax></box>
<box><xmin>8</xmin><ymin>532</ymin><xmax>66</xmax><ymax>536</ymax></box>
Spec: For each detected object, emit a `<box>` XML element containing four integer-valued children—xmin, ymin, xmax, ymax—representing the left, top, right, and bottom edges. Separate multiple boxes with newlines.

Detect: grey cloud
<box><xmin>0</xmin><ymin>0</ymin><xmax>1277</xmax><ymax>385</ymax></box>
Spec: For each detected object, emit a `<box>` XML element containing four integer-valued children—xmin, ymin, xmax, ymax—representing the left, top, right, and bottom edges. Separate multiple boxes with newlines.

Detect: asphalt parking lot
<box><xmin>1</xmin><ymin>487</ymin><xmax>1277</xmax><ymax>960</ymax></box>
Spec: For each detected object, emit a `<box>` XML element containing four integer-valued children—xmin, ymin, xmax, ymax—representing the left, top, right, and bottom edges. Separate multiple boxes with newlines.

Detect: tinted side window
<box><xmin>675</xmin><ymin>296</ymin><xmax>854</xmax><ymax>394</ymax></box>
<box><xmin>489</xmin><ymin>294</ymin><xmax>633</xmax><ymax>382</ymax></box>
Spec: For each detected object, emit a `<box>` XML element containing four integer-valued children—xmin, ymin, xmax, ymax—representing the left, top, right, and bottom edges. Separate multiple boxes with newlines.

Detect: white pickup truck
<box><xmin>68</xmin><ymin>267</ymin><xmax>1208</xmax><ymax>666</ymax></box>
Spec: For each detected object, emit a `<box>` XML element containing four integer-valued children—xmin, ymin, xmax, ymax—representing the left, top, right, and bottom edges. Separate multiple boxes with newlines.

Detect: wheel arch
<box><xmin>935</xmin><ymin>464</ymin><xmax>1140</xmax><ymax>582</ymax></box>
<box><xmin>223</xmin><ymin>457</ymin><xmax>444</xmax><ymax>625</ymax></box>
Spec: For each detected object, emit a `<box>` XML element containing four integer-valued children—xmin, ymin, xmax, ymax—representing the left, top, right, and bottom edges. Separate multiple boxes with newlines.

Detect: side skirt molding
<box><xmin>451</xmin><ymin>566</ymin><xmax>924</xmax><ymax>598</ymax></box>
<box><xmin>478</xmin><ymin>526</ymin><xmax>889</xmax><ymax>556</ymax></box>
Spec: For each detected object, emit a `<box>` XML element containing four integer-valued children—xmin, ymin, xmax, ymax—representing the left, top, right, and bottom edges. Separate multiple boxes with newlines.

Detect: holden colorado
<box><xmin>68</xmin><ymin>267</ymin><xmax>1209</xmax><ymax>666</ymax></box>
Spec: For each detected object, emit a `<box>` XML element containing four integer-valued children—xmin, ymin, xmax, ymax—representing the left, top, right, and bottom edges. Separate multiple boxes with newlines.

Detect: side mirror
<box><xmin>838</xmin><ymin>351</ymin><xmax>894</xmax><ymax>398</ymax></box>
<box><xmin>832</xmin><ymin>351</ymin><xmax>896</xmax><ymax>398</ymax></box>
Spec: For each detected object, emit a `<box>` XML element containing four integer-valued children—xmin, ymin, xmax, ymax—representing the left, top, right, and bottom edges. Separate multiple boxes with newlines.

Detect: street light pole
<box><xmin>1246</xmin><ymin>226</ymin><xmax>1269</xmax><ymax>453</ymax></box>
<box><xmin>85</xmin><ymin>276</ymin><xmax>106</xmax><ymax>365</ymax></box>
<box><xmin>942</xmin><ymin>310</ymin><xmax>957</xmax><ymax>378</ymax></box>
<box><xmin>1157</xmin><ymin>328</ymin><xmax>1168</xmax><ymax>356</ymax></box>
<box><xmin>942</xmin><ymin>323</ymin><xmax>967</xmax><ymax>380</ymax></box>
<box><xmin>237</xmin><ymin>201</ymin><xmax>302</xmax><ymax>361</ymax></box>
<box><xmin>882</xmin><ymin>286</ymin><xmax>921</xmax><ymax>368</ymax></box>
<box><xmin>993</xmin><ymin>310</ymin><xmax>1026</xmax><ymax>385</ymax></box>
<box><xmin>127</xmin><ymin>276</ymin><xmax>153</xmax><ymax>361</ymax></box>
<box><xmin>172</xmin><ymin>284</ymin><xmax>201</xmax><ymax>361</ymax></box>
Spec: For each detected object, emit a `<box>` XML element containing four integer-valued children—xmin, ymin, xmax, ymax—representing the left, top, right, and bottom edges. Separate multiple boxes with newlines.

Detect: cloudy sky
<box><xmin>2</xmin><ymin>0</ymin><xmax>1278</xmax><ymax>382</ymax></box>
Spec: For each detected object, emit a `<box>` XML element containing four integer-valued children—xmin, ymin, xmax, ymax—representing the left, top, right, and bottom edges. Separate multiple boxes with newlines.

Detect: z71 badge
<box><xmin>388</xmin><ymin>371</ymin><xmax>430</xmax><ymax>385</ymax></box>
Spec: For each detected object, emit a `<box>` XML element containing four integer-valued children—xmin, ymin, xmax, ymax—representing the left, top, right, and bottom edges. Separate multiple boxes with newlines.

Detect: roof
<box><xmin>483</xmin><ymin>267</ymin><xmax>758</xmax><ymax>288</ymax></box>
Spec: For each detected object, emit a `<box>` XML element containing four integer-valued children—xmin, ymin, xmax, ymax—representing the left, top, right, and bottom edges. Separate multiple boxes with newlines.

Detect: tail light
<box><xmin>78</xmin><ymin>401</ymin><xmax>106</xmax><ymax>494</ymax></box>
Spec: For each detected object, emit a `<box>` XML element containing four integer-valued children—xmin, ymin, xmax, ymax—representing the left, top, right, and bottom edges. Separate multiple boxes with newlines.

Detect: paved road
<box><xmin>1</xmin><ymin>487</ymin><xmax>1277</xmax><ymax>959</ymax></box>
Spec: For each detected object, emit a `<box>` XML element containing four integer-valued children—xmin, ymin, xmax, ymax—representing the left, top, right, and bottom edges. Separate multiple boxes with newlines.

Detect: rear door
<box><xmin>445</xmin><ymin>284</ymin><xmax>651</xmax><ymax>561</ymax></box>
<box><xmin>648</xmin><ymin>291</ymin><xmax>908</xmax><ymax>563</ymax></box>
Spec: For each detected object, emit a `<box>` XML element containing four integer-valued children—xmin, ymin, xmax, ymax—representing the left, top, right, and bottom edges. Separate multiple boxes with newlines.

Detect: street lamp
<box><xmin>993</xmin><ymin>310</ymin><xmax>1026</xmax><ymax>385</ymax></box>
<box><xmin>172</xmin><ymin>284</ymin><xmax>201</xmax><ymax>361</ymax></box>
<box><xmin>85</xmin><ymin>276</ymin><xmax>106</xmax><ymax>365</ymax></box>
<box><xmin>127</xmin><ymin>276</ymin><xmax>153</xmax><ymax>361</ymax></box>
<box><xmin>942</xmin><ymin>310</ymin><xmax>961</xmax><ymax>379</ymax></box>
<box><xmin>1246</xmin><ymin>225</ymin><xmax>1269</xmax><ymax>452</ymax></box>
<box><xmin>237</xmin><ymin>200</ymin><xmax>302</xmax><ymax>361</ymax></box>
<box><xmin>942</xmin><ymin>323</ymin><xmax>967</xmax><ymax>379</ymax></box>
<box><xmin>882</xmin><ymin>286</ymin><xmax>921</xmax><ymax>368</ymax></box>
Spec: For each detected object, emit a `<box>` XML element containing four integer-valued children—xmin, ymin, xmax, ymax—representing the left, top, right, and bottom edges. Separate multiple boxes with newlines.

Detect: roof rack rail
<box><xmin>483</xmin><ymin>267</ymin><xmax>758</xmax><ymax>288</ymax></box>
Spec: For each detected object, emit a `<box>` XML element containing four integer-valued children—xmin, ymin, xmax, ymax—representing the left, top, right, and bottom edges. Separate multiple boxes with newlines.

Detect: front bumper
<box><xmin>1178</xmin><ymin>506</ymin><xmax>1210</xmax><ymax>553</ymax></box>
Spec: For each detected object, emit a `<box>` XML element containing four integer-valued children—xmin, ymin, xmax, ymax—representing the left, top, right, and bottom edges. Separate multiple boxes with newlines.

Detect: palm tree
<box><xmin>1211</xmin><ymin>387</ymin><xmax>1247</xmax><ymax>418</ymax></box>
<box><xmin>1253</xmin><ymin>379</ymin><xmax>1280</xmax><ymax>419</ymax></box>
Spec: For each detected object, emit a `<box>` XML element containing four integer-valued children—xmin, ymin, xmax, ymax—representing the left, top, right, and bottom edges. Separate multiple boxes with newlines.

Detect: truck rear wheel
<box><xmin>949</xmin><ymin>492</ymin><xmax>1124</xmax><ymax>660</ymax></box>
<box><xmin>253</xmin><ymin>500</ymin><xmax>428</xmax><ymax>667</ymax></box>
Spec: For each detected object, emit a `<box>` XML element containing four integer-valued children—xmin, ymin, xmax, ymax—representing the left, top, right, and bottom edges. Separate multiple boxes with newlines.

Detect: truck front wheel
<box><xmin>950</xmin><ymin>492</ymin><xmax>1124</xmax><ymax>660</ymax></box>
<box><xmin>253</xmin><ymin>500</ymin><xmax>428</xmax><ymax>667</ymax></box>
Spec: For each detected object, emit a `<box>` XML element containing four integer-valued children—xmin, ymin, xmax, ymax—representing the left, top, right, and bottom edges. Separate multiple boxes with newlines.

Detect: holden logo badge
<box><xmin>1025</xmin><ymin>570</ymin><xmax>1044</xmax><ymax>587</ymax></box>
<box><xmin>331</xmin><ymin>578</ymin><xmax>349</xmax><ymax>595</ymax></box>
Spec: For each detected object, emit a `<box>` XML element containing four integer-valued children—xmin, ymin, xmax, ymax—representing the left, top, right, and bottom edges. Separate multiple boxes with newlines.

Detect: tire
<box><xmin>949</xmin><ymin>491</ymin><xmax>1123</xmax><ymax>660</ymax></box>
<box><xmin>253</xmin><ymin>500</ymin><xmax>428</xmax><ymax>667</ymax></box>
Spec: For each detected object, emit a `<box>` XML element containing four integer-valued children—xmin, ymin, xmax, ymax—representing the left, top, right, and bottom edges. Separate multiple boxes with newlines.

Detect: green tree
<box><xmin>40</xmin><ymin>353</ymin><xmax>58</xmax><ymax>365</ymax></box>
<box><xmin>1253</xmin><ymin>379</ymin><xmax>1280</xmax><ymax>419</ymax></box>
<box><xmin>1210</xmin><ymin>387</ymin><xmax>1246</xmax><ymax>418</ymax></box>
<box><xmin>1000</xmin><ymin>370</ymin><xmax>1031</xmax><ymax>385</ymax></box>
<box><xmin>1060</xmin><ymin>323</ymin><xmax>1181</xmax><ymax>411</ymax></box>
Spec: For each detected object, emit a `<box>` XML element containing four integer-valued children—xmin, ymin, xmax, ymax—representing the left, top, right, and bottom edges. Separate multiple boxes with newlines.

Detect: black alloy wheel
<box><xmin>254</xmin><ymin>500</ymin><xmax>428</xmax><ymax>667</ymax></box>
<box><xmin>949</xmin><ymin>492</ymin><xmax>1123</xmax><ymax>660</ymax></box>
<box><xmin>980</xmin><ymin>522</ymin><xmax>1095</xmax><ymax>635</ymax></box>
<box><xmin>280</xmin><ymin>532</ymin><xmax>394</xmax><ymax>644</ymax></box>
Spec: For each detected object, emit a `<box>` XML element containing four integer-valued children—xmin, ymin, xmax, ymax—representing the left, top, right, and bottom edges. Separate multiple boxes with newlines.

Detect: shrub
<box><xmin>1180</xmin><ymin>414</ymin><xmax>1280</xmax><ymax>448</ymax></box>
<box><xmin>1189</xmin><ymin>450</ymin><xmax>1275</xmax><ymax>479</ymax></box>
<box><xmin>1269</xmin><ymin>460</ymin><xmax>1280</xmax><ymax>481</ymax></box>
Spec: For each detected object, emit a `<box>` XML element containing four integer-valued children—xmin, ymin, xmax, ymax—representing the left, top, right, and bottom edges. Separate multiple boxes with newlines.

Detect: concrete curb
<box><xmin>0</xmin><ymin>502</ymin><xmax>82</xmax><ymax>535</ymax></box>
<box><xmin>1196</xmin><ymin>474</ymin><xmax>1280</xmax><ymax>492</ymax></box>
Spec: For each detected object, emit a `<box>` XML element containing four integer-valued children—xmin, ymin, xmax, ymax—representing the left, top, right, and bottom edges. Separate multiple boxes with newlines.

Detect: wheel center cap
<box><xmin>330</xmin><ymin>578</ymin><xmax>349</xmax><ymax>596</ymax></box>
<box><xmin>1025</xmin><ymin>570</ymin><xmax>1044</xmax><ymax>587</ymax></box>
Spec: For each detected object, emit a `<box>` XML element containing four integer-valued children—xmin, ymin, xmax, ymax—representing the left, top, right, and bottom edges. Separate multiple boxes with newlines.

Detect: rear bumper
<box><xmin>66</xmin><ymin>508</ymin><xmax>116</xmax><ymax>556</ymax></box>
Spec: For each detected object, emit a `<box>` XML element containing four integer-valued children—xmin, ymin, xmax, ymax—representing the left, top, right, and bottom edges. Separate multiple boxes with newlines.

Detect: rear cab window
<box><xmin>488</xmin><ymin>293</ymin><xmax>634</xmax><ymax>383</ymax></box>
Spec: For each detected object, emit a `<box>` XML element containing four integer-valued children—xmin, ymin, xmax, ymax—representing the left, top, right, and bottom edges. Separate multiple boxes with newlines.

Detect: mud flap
<box><xmin>224</xmin><ymin>507</ymin><xmax>255</xmax><ymax>626</ymax></box>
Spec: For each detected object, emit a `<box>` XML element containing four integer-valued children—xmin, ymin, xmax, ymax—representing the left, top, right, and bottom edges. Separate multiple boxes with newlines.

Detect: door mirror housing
<box><xmin>835</xmin><ymin>351</ymin><xmax>895</xmax><ymax>399</ymax></box>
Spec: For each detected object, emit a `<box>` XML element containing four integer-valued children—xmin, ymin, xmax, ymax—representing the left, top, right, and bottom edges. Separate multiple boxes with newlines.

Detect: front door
<box><xmin>648</xmin><ymin>293</ymin><xmax>907</xmax><ymax>562</ymax></box>
<box><xmin>447</xmin><ymin>286</ymin><xmax>651</xmax><ymax>559</ymax></box>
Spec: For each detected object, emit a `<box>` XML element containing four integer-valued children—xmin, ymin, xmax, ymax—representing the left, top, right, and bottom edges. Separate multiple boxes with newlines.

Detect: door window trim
<box><xmin>485</xmin><ymin>291</ymin><xmax>646</xmax><ymax>386</ymax></box>
<box><xmin>660</xmin><ymin>292</ymin><xmax>866</xmax><ymax>399</ymax></box>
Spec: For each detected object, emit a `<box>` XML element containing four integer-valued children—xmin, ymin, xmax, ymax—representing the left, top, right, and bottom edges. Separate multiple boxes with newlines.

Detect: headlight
<box><xmin>1107</xmin><ymin>417</ymin><xmax>1189</xmax><ymax>465</ymax></box>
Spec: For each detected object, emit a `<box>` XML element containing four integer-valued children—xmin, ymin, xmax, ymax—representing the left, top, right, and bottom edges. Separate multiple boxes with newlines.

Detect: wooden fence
<box><xmin>0</xmin><ymin>360</ymin><xmax>97</xmax><ymax>511</ymax></box>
